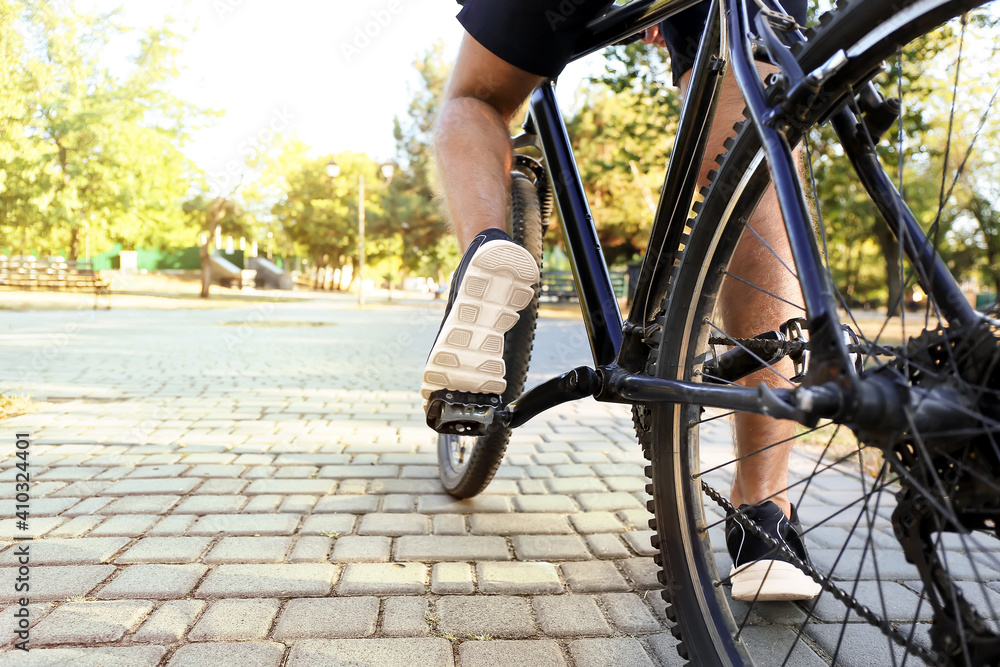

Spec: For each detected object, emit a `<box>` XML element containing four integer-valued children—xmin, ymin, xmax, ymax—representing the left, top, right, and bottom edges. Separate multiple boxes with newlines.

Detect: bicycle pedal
<box><xmin>425</xmin><ymin>390</ymin><xmax>501</xmax><ymax>436</ymax></box>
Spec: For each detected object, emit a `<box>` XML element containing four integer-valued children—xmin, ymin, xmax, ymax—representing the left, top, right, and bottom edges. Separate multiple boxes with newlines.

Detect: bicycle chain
<box><xmin>708</xmin><ymin>335</ymin><xmax>899</xmax><ymax>358</ymax></box>
<box><xmin>700</xmin><ymin>480</ymin><xmax>944</xmax><ymax>666</ymax></box>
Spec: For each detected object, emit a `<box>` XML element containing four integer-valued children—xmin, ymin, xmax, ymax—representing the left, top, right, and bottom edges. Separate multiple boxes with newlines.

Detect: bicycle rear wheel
<box><xmin>438</xmin><ymin>166</ymin><xmax>545</xmax><ymax>498</ymax></box>
<box><xmin>644</xmin><ymin>0</ymin><xmax>1000</xmax><ymax>664</ymax></box>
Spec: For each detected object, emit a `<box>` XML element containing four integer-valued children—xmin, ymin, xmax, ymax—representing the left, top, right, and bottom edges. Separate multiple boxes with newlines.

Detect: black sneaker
<box><xmin>421</xmin><ymin>228</ymin><xmax>539</xmax><ymax>406</ymax></box>
<box><xmin>726</xmin><ymin>501</ymin><xmax>822</xmax><ymax>601</ymax></box>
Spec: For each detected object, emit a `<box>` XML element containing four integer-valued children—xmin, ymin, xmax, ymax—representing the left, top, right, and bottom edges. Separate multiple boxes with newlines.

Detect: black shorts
<box><xmin>458</xmin><ymin>0</ymin><xmax>808</xmax><ymax>83</ymax></box>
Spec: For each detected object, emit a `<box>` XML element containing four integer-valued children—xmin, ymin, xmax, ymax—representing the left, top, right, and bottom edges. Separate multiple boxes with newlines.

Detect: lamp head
<box><xmin>326</xmin><ymin>160</ymin><xmax>340</xmax><ymax>178</ymax></box>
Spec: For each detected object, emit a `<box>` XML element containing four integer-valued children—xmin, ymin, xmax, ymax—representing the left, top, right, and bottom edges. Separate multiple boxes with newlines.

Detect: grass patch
<box><xmin>318</xmin><ymin>531</ymin><xmax>341</xmax><ymax>540</ymax></box>
<box><xmin>0</xmin><ymin>394</ymin><xmax>41</xmax><ymax>421</ymax></box>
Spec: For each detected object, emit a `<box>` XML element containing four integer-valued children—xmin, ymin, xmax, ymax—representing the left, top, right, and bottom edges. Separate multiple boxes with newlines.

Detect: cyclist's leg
<box><xmin>679</xmin><ymin>64</ymin><xmax>799</xmax><ymax>520</ymax></box>
<box><xmin>434</xmin><ymin>34</ymin><xmax>543</xmax><ymax>250</ymax></box>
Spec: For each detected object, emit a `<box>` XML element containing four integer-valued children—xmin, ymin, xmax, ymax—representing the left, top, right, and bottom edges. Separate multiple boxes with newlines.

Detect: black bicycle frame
<box><xmin>496</xmin><ymin>0</ymin><xmax>984</xmax><ymax>431</ymax></box>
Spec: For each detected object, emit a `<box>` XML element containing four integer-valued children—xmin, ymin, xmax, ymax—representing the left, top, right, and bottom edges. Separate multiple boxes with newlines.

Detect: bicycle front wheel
<box><xmin>438</xmin><ymin>167</ymin><xmax>545</xmax><ymax>498</ymax></box>
<box><xmin>644</xmin><ymin>0</ymin><xmax>1000</xmax><ymax>665</ymax></box>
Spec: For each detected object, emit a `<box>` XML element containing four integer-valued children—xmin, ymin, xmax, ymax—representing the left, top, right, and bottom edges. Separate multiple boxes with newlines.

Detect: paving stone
<box><xmin>518</xmin><ymin>479</ymin><xmax>548</xmax><ymax>494</ymax></box>
<box><xmin>116</xmin><ymin>537</ymin><xmax>213</xmax><ymax>564</ymax></box>
<box><xmin>0</xmin><ymin>646</ymin><xmax>166</xmax><ymax>666</ymax></box>
<box><xmin>0</xmin><ymin>497</ymin><xmax>79</xmax><ymax>517</ymax></box>
<box><xmin>358</xmin><ymin>513</ymin><xmax>429</xmax><ymax>536</ymax></box>
<box><xmin>192</xmin><ymin>478</ymin><xmax>249</xmax><ymax>495</ymax></box>
<box><xmin>318</xmin><ymin>464</ymin><xmax>398</xmax><ymax>478</ymax></box>
<box><xmin>101</xmin><ymin>478</ymin><xmax>200</xmax><ymax>496</ymax></box>
<box><xmin>98</xmin><ymin>495</ymin><xmax>180</xmax><ymax>515</ymax></box>
<box><xmin>0</xmin><ymin>517</ymin><xmax>66</xmax><ymax>539</ymax></box>
<box><xmin>616</xmin><ymin>509</ymin><xmax>655</xmax><ymax>531</ymax></box>
<box><xmin>567</xmin><ymin>513</ymin><xmax>623</xmax><ymax>535</ymax></box>
<box><xmin>133</xmin><ymin>599</ymin><xmax>205</xmax><ymax>643</ymax></box>
<box><xmin>185</xmin><ymin>464</ymin><xmax>246</xmax><ymax>477</ymax></box>
<box><xmin>204</xmin><ymin>536</ymin><xmax>292</xmax><ymax>564</ymax></box>
<box><xmin>599</xmin><ymin>593</ymin><xmax>662</xmax><ymax>633</ymax></box>
<box><xmin>196</xmin><ymin>563</ymin><xmax>337</xmax><ymax>597</ymax></box>
<box><xmin>280</xmin><ymin>494</ymin><xmax>318</xmax><ymax>513</ymax></box>
<box><xmin>300</xmin><ymin>514</ymin><xmax>357</xmax><ymax>536</ymax></box>
<box><xmin>438</xmin><ymin>596</ymin><xmax>535</xmax><ymax>638</ymax></box>
<box><xmin>331</xmin><ymin>535</ymin><xmax>391</xmax><ymax>563</ymax></box>
<box><xmin>0</xmin><ymin>564</ymin><xmax>115</xmax><ymax>602</ymax></box>
<box><xmin>576</xmin><ymin>492</ymin><xmax>645</xmax><ymax>512</ymax></box>
<box><xmin>339</xmin><ymin>562</ymin><xmax>427</xmax><ymax>595</ymax></box>
<box><xmin>87</xmin><ymin>514</ymin><xmax>160</xmax><ymax>537</ymax></box>
<box><xmin>458</xmin><ymin>639</ymin><xmax>567</xmax><ymax>667</ymax></box>
<box><xmin>289</xmin><ymin>536</ymin><xmax>333</xmax><ymax>562</ymax></box>
<box><xmin>620</xmin><ymin>557</ymin><xmax>661</xmax><ymax>590</ymax></box>
<box><xmin>167</xmin><ymin>641</ymin><xmax>286</xmax><ymax>667</ymax></box>
<box><xmin>546</xmin><ymin>478</ymin><xmax>608</xmax><ymax>494</ymax></box>
<box><xmin>97</xmin><ymin>564</ymin><xmax>207</xmax><ymax>599</ymax></box>
<box><xmin>395</xmin><ymin>536</ymin><xmax>511</xmax><ymax>562</ymax></box>
<box><xmin>243</xmin><ymin>494</ymin><xmax>283</xmax><ymax>513</ymax></box>
<box><xmin>559</xmin><ymin>561</ymin><xmax>631</xmax><ymax>593</ymax></box>
<box><xmin>286</xmin><ymin>638</ymin><xmax>453</xmax><ymax>667</ymax></box>
<box><xmin>47</xmin><ymin>515</ymin><xmax>106</xmax><ymax>538</ymax></box>
<box><xmin>188</xmin><ymin>597</ymin><xmax>280</xmax><ymax>640</ymax></box>
<box><xmin>0</xmin><ymin>537</ymin><xmax>128</xmax><ymax>566</ymax></box>
<box><xmin>31</xmin><ymin>600</ymin><xmax>154</xmax><ymax>645</ymax></box>
<box><xmin>512</xmin><ymin>495</ymin><xmax>579</xmax><ymax>513</ymax></box>
<box><xmin>370</xmin><ymin>479</ymin><xmax>446</xmax><ymax>494</ymax></box>
<box><xmin>61</xmin><ymin>496</ymin><xmax>114</xmax><ymax>517</ymax></box>
<box><xmin>125</xmin><ymin>464</ymin><xmax>189</xmax><ymax>479</ymax></box>
<box><xmin>477</xmin><ymin>562</ymin><xmax>563</xmax><ymax>594</ymax></box>
<box><xmin>417</xmin><ymin>495</ymin><xmax>512</xmax><ymax>514</ymax></box>
<box><xmin>568</xmin><ymin>638</ymin><xmax>655</xmax><ymax>667</ymax></box>
<box><xmin>381</xmin><ymin>597</ymin><xmax>429</xmax><ymax>637</ymax></box>
<box><xmin>622</xmin><ymin>530</ymin><xmax>658</xmax><ymax>556</ymax></box>
<box><xmin>314</xmin><ymin>495</ymin><xmax>380</xmax><ymax>513</ymax></box>
<box><xmin>533</xmin><ymin>596</ymin><xmax>612</xmax><ymax>637</ymax></box>
<box><xmin>431</xmin><ymin>563</ymin><xmax>475</xmax><ymax>595</ymax></box>
<box><xmin>174</xmin><ymin>495</ymin><xmax>248</xmax><ymax>514</ymax></box>
<box><xmin>432</xmin><ymin>514</ymin><xmax>465</xmax><ymax>535</ymax></box>
<box><xmin>647</xmin><ymin>632</ymin><xmax>684</xmax><ymax>666</ymax></box>
<box><xmin>50</xmin><ymin>481</ymin><xmax>111</xmax><ymax>499</ymax></box>
<box><xmin>272</xmin><ymin>596</ymin><xmax>379</xmax><ymax>640</ymax></box>
<box><xmin>381</xmin><ymin>494</ymin><xmax>415</xmax><ymax>512</ymax></box>
<box><xmin>245</xmin><ymin>479</ymin><xmax>337</xmax><ymax>495</ymax></box>
<box><xmin>468</xmin><ymin>513</ymin><xmax>572</xmax><ymax>535</ymax></box>
<box><xmin>189</xmin><ymin>514</ymin><xmax>300</xmax><ymax>536</ymax></box>
<box><xmin>512</xmin><ymin>535</ymin><xmax>591</xmax><ymax>561</ymax></box>
<box><xmin>148</xmin><ymin>514</ymin><xmax>197</xmax><ymax>536</ymax></box>
<box><xmin>583</xmin><ymin>534</ymin><xmax>632</xmax><ymax>560</ymax></box>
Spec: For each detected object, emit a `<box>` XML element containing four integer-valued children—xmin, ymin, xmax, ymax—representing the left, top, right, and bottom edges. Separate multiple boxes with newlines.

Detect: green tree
<box><xmin>563</xmin><ymin>41</ymin><xmax>681</xmax><ymax>266</ymax></box>
<box><xmin>388</xmin><ymin>43</ymin><xmax>459</xmax><ymax>283</ymax></box>
<box><xmin>0</xmin><ymin>1</ymin><xmax>208</xmax><ymax>259</ymax></box>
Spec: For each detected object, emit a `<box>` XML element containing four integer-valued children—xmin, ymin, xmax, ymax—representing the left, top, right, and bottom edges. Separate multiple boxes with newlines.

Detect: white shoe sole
<box><xmin>421</xmin><ymin>240</ymin><xmax>539</xmax><ymax>401</ymax></box>
<box><xmin>730</xmin><ymin>560</ymin><xmax>822</xmax><ymax>602</ymax></box>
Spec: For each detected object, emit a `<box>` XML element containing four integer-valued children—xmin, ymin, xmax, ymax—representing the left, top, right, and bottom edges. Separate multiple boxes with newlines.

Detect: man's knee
<box><xmin>445</xmin><ymin>34</ymin><xmax>543</xmax><ymax>122</ymax></box>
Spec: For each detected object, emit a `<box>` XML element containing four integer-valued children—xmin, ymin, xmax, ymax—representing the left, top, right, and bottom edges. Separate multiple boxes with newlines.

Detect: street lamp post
<box><xmin>327</xmin><ymin>159</ymin><xmax>395</xmax><ymax>308</ymax></box>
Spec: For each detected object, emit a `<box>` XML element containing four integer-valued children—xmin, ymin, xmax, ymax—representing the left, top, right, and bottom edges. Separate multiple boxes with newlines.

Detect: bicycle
<box><xmin>427</xmin><ymin>0</ymin><xmax>1000</xmax><ymax>664</ymax></box>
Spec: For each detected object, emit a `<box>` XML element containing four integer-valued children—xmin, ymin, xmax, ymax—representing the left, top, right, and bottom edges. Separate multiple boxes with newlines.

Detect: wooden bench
<box><xmin>541</xmin><ymin>269</ymin><xmax>628</xmax><ymax>302</ymax></box>
<box><xmin>0</xmin><ymin>258</ymin><xmax>111</xmax><ymax>309</ymax></box>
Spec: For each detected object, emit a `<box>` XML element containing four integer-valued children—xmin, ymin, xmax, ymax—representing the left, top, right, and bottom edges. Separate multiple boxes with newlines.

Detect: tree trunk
<box><xmin>873</xmin><ymin>222</ymin><xmax>903</xmax><ymax>315</ymax></box>
<box><xmin>68</xmin><ymin>227</ymin><xmax>80</xmax><ymax>262</ymax></box>
<box><xmin>200</xmin><ymin>198</ymin><xmax>226</xmax><ymax>299</ymax></box>
<box><xmin>199</xmin><ymin>240</ymin><xmax>212</xmax><ymax>298</ymax></box>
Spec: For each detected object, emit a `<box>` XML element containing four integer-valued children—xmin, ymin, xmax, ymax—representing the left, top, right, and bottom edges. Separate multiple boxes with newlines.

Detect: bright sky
<box><xmin>90</xmin><ymin>0</ymin><xmax>604</xmax><ymax>193</ymax></box>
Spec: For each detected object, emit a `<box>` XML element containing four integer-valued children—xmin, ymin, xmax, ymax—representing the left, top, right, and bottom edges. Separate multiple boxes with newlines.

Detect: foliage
<box><xmin>0</xmin><ymin>0</ymin><xmax>209</xmax><ymax>259</ymax></box>
<box><xmin>564</xmin><ymin>41</ymin><xmax>681</xmax><ymax>266</ymax></box>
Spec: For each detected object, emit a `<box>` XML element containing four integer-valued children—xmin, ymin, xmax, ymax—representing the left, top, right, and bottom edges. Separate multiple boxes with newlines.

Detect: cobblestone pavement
<box><xmin>1</xmin><ymin>292</ymin><xmax>998</xmax><ymax>666</ymax></box>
